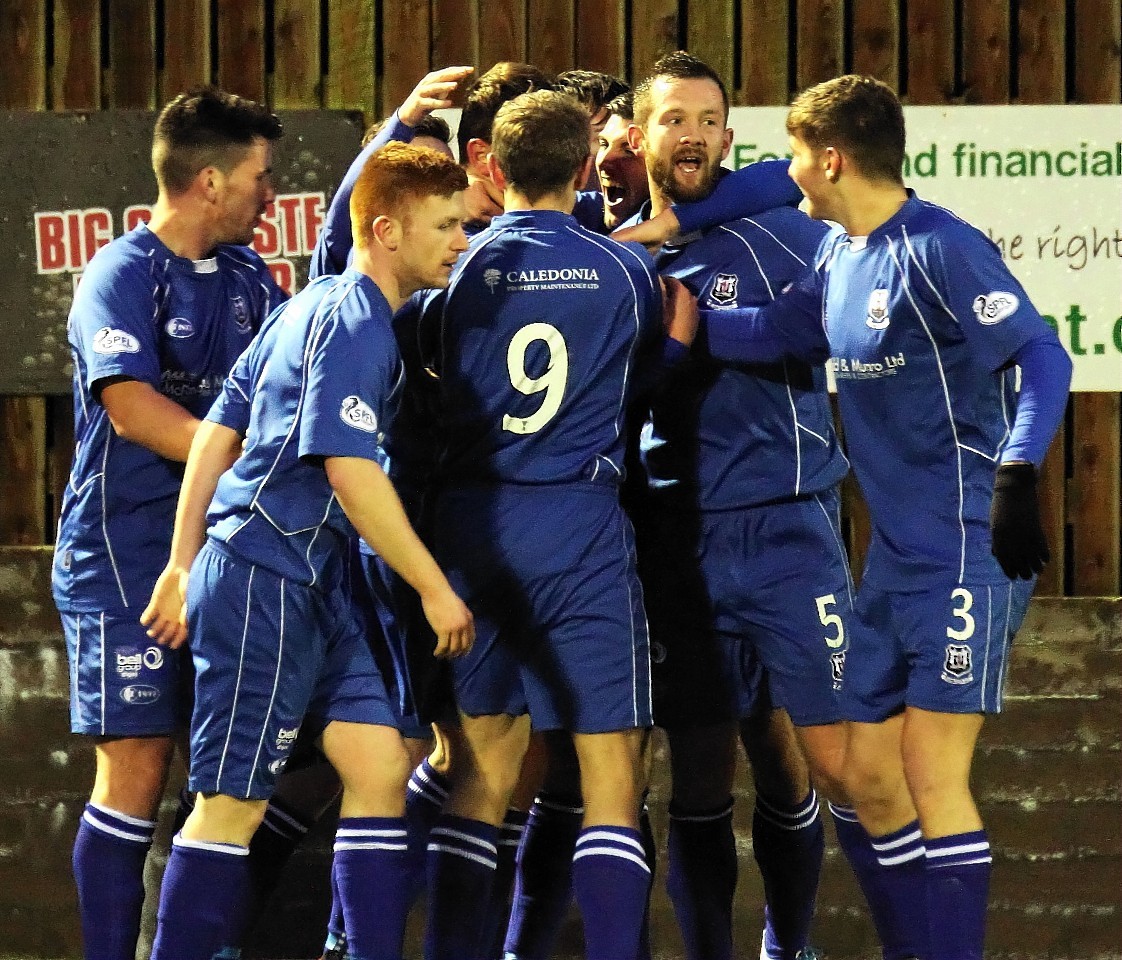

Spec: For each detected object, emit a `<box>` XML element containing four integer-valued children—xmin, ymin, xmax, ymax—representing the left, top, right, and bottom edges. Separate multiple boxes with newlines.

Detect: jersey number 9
<box><xmin>502</xmin><ymin>322</ymin><xmax>569</xmax><ymax>435</ymax></box>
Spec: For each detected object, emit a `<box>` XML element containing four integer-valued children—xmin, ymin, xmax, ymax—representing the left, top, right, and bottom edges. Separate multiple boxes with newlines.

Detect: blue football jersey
<box><xmin>712</xmin><ymin>193</ymin><xmax>1056</xmax><ymax>586</ymax></box>
<box><xmin>640</xmin><ymin>205</ymin><xmax>848</xmax><ymax>510</ymax></box>
<box><xmin>204</xmin><ymin>269</ymin><xmax>403</xmax><ymax>590</ymax></box>
<box><xmin>432</xmin><ymin>209</ymin><xmax>663</xmax><ymax>486</ymax></box>
<box><xmin>53</xmin><ymin>225</ymin><xmax>284</xmax><ymax>613</ymax></box>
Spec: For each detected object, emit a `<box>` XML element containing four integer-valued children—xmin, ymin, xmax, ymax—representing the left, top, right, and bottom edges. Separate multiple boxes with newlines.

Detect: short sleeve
<box><xmin>206</xmin><ymin>342</ymin><xmax>256</xmax><ymax>435</ymax></box>
<box><xmin>926</xmin><ymin>227</ymin><xmax>1047</xmax><ymax>372</ymax></box>
<box><xmin>298</xmin><ymin>290</ymin><xmax>401</xmax><ymax>463</ymax></box>
<box><xmin>70</xmin><ymin>254</ymin><xmax>162</xmax><ymax>394</ymax></box>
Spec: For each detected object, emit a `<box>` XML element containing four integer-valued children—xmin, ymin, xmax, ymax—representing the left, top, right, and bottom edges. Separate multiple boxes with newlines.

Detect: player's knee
<box><xmin>184</xmin><ymin>793</ymin><xmax>268</xmax><ymax>846</ymax></box>
<box><xmin>91</xmin><ymin>736</ymin><xmax>175</xmax><ymax>817</ymax></box>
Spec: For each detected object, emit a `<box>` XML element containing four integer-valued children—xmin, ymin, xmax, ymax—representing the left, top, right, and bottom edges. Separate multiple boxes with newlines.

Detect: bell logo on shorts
<box><xmin>120</xmin><ymin>684</ymin><xmax>161</xmax><ymax>704</ymax></box>
<box><xmin>709</xmin><ymin>273</ymin><xmax>738</xmax><ymax>305</ymax></box>
<box><xmin>866</xmin><ymin>289</ymin><xmax>890</xmax><ymax>329</ymax></box>
<box><xmin>972</xmin><ymin>292</ymin><xmax>1019</xmax><ymax>325</ymax></box>
<box><xmin>941</xmin><ymin>643</ymin><xmax>974</xmax><ymax>684</ymax></box>
<box><xmin>93</xmin><ymin>327</ymin><xmax>141</xmax><ymax>355</ymax></box>
<box><xmin>165</xmin><ymin>316</ymin><xmax>195</xmax><ymax>339</ymax></box>
<box><xmin>340</xmin><ymin>395</ymin><xmax>378</xmax><ymax>433</ymax></box>
<box><xmin>484</xmin><ymin>268</ymin><xmax>502</xmax><ymax>292</ymax></box>
<box><xmin>116</xmin><ymin>648</ymin><xmax>143</xmax><ymax>679</ymax></box>
<box><xmin>275</xmin><ymin>727</ymin><xmax>300</xmax><ymax>751</ymax></box>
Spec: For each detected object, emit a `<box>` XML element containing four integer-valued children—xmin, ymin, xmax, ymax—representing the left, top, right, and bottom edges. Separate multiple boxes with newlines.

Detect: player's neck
<box><xmin>355</xmin><ymin>251</ymin><xmax>405</xmax><ymax>313</ymax></box>
<box><xmin>648</xmin><ymin>185</ymin><xmax>672</xmax><ymax>219</ymax></box>
<box><xmin>835</xmin><ymin>181</ymin><xmax>908</xmax><ymax>238</ymax></box>
<box><xmin>503</xmin><ymin>186</ymin><xmax>576</xmax><ymax>215</ymax></box>
<box><xmin>147</xmin><ymin>199</ymin><xmax>218</xmax><ymax>261</ymax></box>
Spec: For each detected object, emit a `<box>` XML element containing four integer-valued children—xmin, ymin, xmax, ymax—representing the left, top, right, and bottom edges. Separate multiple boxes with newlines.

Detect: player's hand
<box><xmin>422</xmin><ymin>588</ymin><xmax>475</xmax><ymax>659</ymax></box>
<box><xmin>612</xmin><ymin>207</ymin><xmax>681</xmax><ymax>252</ymax></box>
<box><xmin>990</xmin><ymin>462</ymin><xmax>1049</xmax><ymax>579</ymax></box>
<box><xmin>662</xmin><ymin>277</ymin><xmax>700</xmax><ymax>347</ymax></box>
<box><xmin>140</xmin><ymin>566</ymin><xmax>191</xmax><ymax>648</ymax></box>
<box><xmin>399</xmin><ymin>66</ymin><xmax>474</xmax><ymax>127</ymax></box>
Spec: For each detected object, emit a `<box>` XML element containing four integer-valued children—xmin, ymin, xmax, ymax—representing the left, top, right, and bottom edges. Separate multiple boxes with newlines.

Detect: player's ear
<box><xmin>626</xmin><ymin>123</ymin><xmax>645</xmax><ymax>155</ymax></box>
<box><xmin>371</xmin><ymin>214</ymin><xmax>402</xmax><ymax>251</ymax></box>
<box><xmin>486</xmin><ymin>154</ymin><xmax>507</xmax><ymax>191</ymax></box>
<box><xmin>573</xmin><ymin>154</ymin><xmax>594</xmax><ymax>192</ymax></box>
<box><xmin>199</xmin><ymin>166</ymin><xmax>222</xmax><ymax>202</ymax></box>
<box><xmin>720</xmin><ymin>126</ymin><xmax>734</xmax><ymax>161</ymax></box>
<box><xmin>823</xmin><ymin>146</ymin><xmax>843</xmax><ymax>182</ymax></box>
<box><xmin>465</xmin><ymin>138</ymin><xmax>492</xmax><ymax>175</ymax></box>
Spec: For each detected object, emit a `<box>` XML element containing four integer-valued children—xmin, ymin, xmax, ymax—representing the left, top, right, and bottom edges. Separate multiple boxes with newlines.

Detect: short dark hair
<box><xmin>153</xmin><ymin>87</ymin><xmax>282</xmax><ymax>194</ymax></box>
<box><xmin>490</xmin><ymin>91</ymin><xmax>590</xmax><ymax>202</ymax></box>
<box><xmin>632</xmin><ymin>51</ymin><xmax>729</xmax><ymax>127</ymax></box>
<box><xmin>457</xmin><ymin>62</ymin><xmax>556</xmax><ymax>158</ymax></box>
<box><xmin>556</xmin><ymin>70</ymin><xmax>630</xmax><ymax>114</ymax></box>
<box><xmin>362</xmin><ymin>113</ymin><xmax>452</xmax><ymax>149</ymax></box>
<box><xmin>786</xmin><ymin>75</ymin><xmax>905</xmax><ymax>185</ymax></box>
<box><xmin>605</xmin><ymin>91</ymin><xmax>634</xmax><ymax>122</ymax></box>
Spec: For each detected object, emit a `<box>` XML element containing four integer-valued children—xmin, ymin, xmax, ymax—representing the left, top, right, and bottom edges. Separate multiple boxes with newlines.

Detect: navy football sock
<box><xmin>150</xmin><ymin>835</ymin><xmax>251</xmax><ymax>960</ymax></box>
<box><xmin>572</xmin><ymin>826</ymin><xmax>652</xmax><ymax>960</ymax></box>
<box><xmin>665</xmin><ymin>798</ymin><xmax>736</xmax><ymax>960</ymax></box>
<box><xmin>479</xmin><ymin>808</ymin><xmax>528</xmax><ymax>959</ymax></box>
<box><xmin>406</xmin><ymin>758</ymin><xmax>451</xmax><ymax>902</ymax></box>
<box><xmin>924</xmin><ymin>830</ymin><xmax>991</xmax><ymax>960</ymax></box>
<box><xmin>830</xmin><ymin>804</ymin><xmax>926</xmax><ymax>960</ymax></box>
<box><xmin>244</xmin><ymin>798</ymin><xmax>313</xmax><ymax>927</ymax></box>
<box><xmin>322</xmin><ymin>860</ymin><xmax>347</xmax><ymax>956</ymax></box>
<box><xmin>334</xmin><ymin>816</ymin><xmax>411</xmax><ymax>960</ymax></box>
<box><xmin>754</xmin><ymin>790</ymin><xmax>824</xmax><ymax>960</ymax></box>
<box><xmin>503</xmin><ymin>793</ymin><xmax>583</xmax><ymax>960</ymax></box>
<box><xmin>72</xmin><ymin>803</ymin><xmax>156</xmax><ymax>960</ymax></box>
<box><xmin>425</xmin><ymin>814</ymin><xmax>499</xmax><ymax>960</ymax></box>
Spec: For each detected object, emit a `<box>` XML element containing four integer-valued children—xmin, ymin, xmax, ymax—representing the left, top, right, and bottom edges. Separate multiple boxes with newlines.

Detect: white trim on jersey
<box><xmin>814</xmin><ymin>493</ymin><xmax>856</xmax><ymax>609</ymax></box>
<box><xmin>217</xmin><ymin>565</ymin><xmax>256</xmax><ymax>792</ymax></box>
<box><xmin>718</xmin><ymin>224</ymin><xmax>776</xmax><ymax>299</ymax></box>
<box><xmin>959</xmin><ymin>443</ymin><xmax>999</xmax><ymax>463</ymax></box>
<box><xmin>98</xmin><ymin>613</ymin><xmax>106</xmax><ymax>736</ymax></box>
<box><xmin>735</xmin><ymin>217</ymin><xmax>810</xmax><ymax>267</ymax></box>
<box><xmin>304</xmin><ymin>493</ymin><xmax>339</xmax><ymax>587</ymax></box>
<box><xmin>100</xmin><ymin>437</ymin><xmax>129</xmax><ymax>608</ymax></box>
<box><xmin>617</xmin><ymin>511</ymin><xmax>649</xmax><ymax>727</ymax></box>
<box><xmin>887</xmin><ymin>237</ymin><xmax>968</xmax><ymax>583</ymax></box>
<box><xmin>247</xmin><ymin>577</ymin><xmax>286</xmax><ymax>799</ymax></box>
<box><xmin>72</xmin><ymin>614</ymin><xmax>82</xmax><ymax>726</ymax></box>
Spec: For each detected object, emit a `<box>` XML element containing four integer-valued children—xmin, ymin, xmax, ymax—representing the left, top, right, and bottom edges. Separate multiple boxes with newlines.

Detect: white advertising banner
<box><xmin>727</xmin><ymin>105</ymin><xmax>1122</xmax><ymax>391</ymax></box>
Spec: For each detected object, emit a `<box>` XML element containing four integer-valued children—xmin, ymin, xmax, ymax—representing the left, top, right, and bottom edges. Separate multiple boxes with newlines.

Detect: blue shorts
<box><xmin>187</xmin><ymin>540</ymin><xmax>396</xmax><ymax>800</ymax></box>
<box><xmin>842</xmin><ymin>577</ymin><xmax>1035</xmax><ymax>721</ymax></box>
<box><xmin>350</xmin><ymin>546</ymin><xmax>444</xmax><ymax>741</ymax></box>
<box><xmin>639</xmin><ymin>491</ymin><xmax>852</xmax><ymax>729</ymax></box>
<box><xmin>62</xmin><ymin>610</ymin><xmax>192</xmax><ymax>736</ymax></box>
<box><xmin>435</xmin><ymin>485</ymin><xmax>652</xmax><ymax>734</ymax></box>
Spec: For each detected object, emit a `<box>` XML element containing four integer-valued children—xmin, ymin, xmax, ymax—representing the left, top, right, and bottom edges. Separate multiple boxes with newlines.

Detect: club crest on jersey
<box><xmin>93</xmin><ymin>327</ymin><xmax>140</xmax><ymax>355</ymax></box>
<box><xmin>483</xmin><ymin>268</ymin><xmax>502</xmax><ymax>292</ymax></box>
<box><xmin>866</xmin><ymin>289</ymin><xmax>891</xmax><ymax>329</ymax></box>
<box><xmin>231</xmin><ymin>294</ymin><xmax>252</xmax><ymax>333</ymax></box>
<box><xmin>340</xmin><ymin>395</ymin><xmax>379</xmax><ymax>433</ymax></box>
<box><xmin>165</xmin><ymin>316</ymin><xmax>195</xmax><ymax>339</ymax></box>
<box><xmin>941</xmin><ymin>643</ymin><xmax>974</xmax><ymax>684</ymax></box>
<box><xmin>709</xmin><ymin>273</ymin><xmax>738</xmax><ymax>305</ymax></box>
<box><xmin>972</xmin><ymin>291</ymin><xmax>1019</xmax><ymax>325</ymax></box>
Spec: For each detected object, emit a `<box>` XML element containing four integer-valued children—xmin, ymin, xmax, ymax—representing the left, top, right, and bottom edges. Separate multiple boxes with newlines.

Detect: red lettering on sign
<box><xmin>267</xmin><ymin>258</ymin><xmax>296</xmax><ymax>295</ymax></box>
<box><xmin>66</xmin><ymin>211</ymin><xmax>84</xmax><ymax>270</ymax></box>
<box><xmin>278</xmin><ymin>196</ymin><xmax>303</xmax><ymax>256</ymax></box>
<box><xmin>254</xmin><ymin>201</ymin><xmax>280</xmax><ymax>258</ymax></box>
<box><xmin>124</xmin><ymin>205</ymin><xmax>153</xmax><ymax>232</ymax></box>
<box><xmin>84</xmin><ymin>209</ymin><xmax>113</xmax><ymax>261</ymax></box>
<box><xmin>303</xmin><ymin>194</ymin><xmax>325</xmax><ymax>255</ymax></box>
<box><xmin>35</xmin><ymin>213</ymin><xmax>67</xmax><ymax>273</ymax></box>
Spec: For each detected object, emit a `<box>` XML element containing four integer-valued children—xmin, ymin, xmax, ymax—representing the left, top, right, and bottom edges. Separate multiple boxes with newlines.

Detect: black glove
<box><xmin>990</xmin><ymin>462</ymin><xmax>1049</xmax><ymax>580</ymax></box>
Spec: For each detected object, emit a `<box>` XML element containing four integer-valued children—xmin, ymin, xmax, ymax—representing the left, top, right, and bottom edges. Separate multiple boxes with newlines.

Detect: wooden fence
<box><xmin>0</xmin><ymin>0</ymin><xmax>1119</xmax><ymax>595</ymax></box>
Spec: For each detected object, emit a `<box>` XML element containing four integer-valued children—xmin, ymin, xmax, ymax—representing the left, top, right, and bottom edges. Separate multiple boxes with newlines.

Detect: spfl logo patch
<box><xmin>709</xmin><ymin>273</ymin><xmax>738</xmax><ymax>305</ymax></box>
<box><xmin>93</xmin><ymin>327</ymin><xmax>141</xmax><ymax>355</ymax></box>
<box><xmin>340</xmin><ymin>395</ymin><xmax>379</xmax><ymax>433</ymax></box>
<box><xmin>866</xmin><ymin>289</ymin><xmax>890</xmax><ymax>329</ymax></box>
<box><xmin>941</xmin><ymin>643</ymin><xmax>974</xmax><ymax>684</ymax></box>
<box><xmin>972</xmin><ymin>292</ymin><xmax>1019</xmax><ymax>325</ymax></box>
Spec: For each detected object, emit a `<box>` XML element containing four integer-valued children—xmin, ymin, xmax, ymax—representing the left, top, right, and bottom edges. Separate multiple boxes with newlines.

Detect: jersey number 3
<box><xmin>502</xmin><ymin>322</ymin><xmax>569</xmax><ymax>435</ymax></box>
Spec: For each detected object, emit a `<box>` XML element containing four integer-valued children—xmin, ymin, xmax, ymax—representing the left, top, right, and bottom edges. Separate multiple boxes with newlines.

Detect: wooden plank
<box><xmin>961</xmin><ymin>0</ymin><xmax>1010</xmax><ymax>103</ymax></box>
<box><xmin>216</xmin><ymin>0</ymin><xmax>265</xmax><ymax>100</ymax></box>
<box><xmin>795</xmin><ymin>0</ymin><xmax>844</xmax><ymax>89</ymax></box>
<box><xmin>325</xmin><ymin>0</ymin><xmax>375</xmax><ymax>112</ymax></box>
<box><xmin>687</xmin><ymin>0</ymin><xmax>734</xmax><ymax>93</ymax></box>
<box><xmin>431</xmin><ymin>0</ymin><xmax>476</xmax><ymax>76</ymax></box>
<box><xmin>905</xmin><ymin>0</ymin><xmax>954</xmax><ymax>103</ymax></box>
<box><xmin>1035</xmin><ymin>421</ymin><xmax>1067</xmax><ymax>595</ymax></box>
<box><xmin>52</xmin><ymin>0</ymin><xmax>101</xmax><ymax>109</ymax></box>
<box><xmin>629</xmin><ymin>0</ymin><xmax>679</xmax><ymax>84</ymax></box>
<box><xmin>1016</xmin><ymin>0</ymin><xmax>1065</xmax><ymax>104</ymax></box>
<box><xmin>47</xmin><ymin>396</ymin><xmax>75</xmax><ymax>537</ymax></box>
<box><xmin>1073</xmin><ymin>0</ymin><xmax>1122</xmax><ymax>103</ymax></box>
<box><xmin>161</xmin><ymin>0</ymin><xmax>210</xmax><ymax>100</ymax></box>
<box><xmin>273</xmin><ymin>0</ymin><xmax>321</xmax><ymax>109</ymax></box>
<box><xmin>1070</xmin><ymin>396</ymin><xmax>1122</xmax><ymax>594</ymax></box>
<box><xmin>478</xmin><ymin>0</ymin><xmax>526</xmax><ymax>70</ymax></box>
<box><xmin>527</xmin><ymin>0</ymin><xmax>574</xmax><ymax>76</ymax></box>
<box><xmin>575</xmin><ymin>0</ymin><xmax>625</xmax><ymax>76</ymax></box>
<box><xmin>381</xmin><ymin>0</ymin><xmax>431</xmax><ymax>114</ymax></box>
<box><xmin>107</xmin><ymin>0</ymin><xmax>156</xmax><ymax>108</ymax></box>
<box><xmin>0</xmin><ymin>0</ymin><xmax>47</xmax><ymax>110</ymax></box>
<box><xmin>739</xmin><ymin>2</ymin><xmax>788</xmax><ymax>106</ymax></box>
<box><xmin>851</xmin><ymin>0</ymin><xmax>899</xmax><ymax>89</ymax></box>
<box><xmin>0</xmin><ymin>399</ymin><xmax>48</xmax><ymax>545</ymax></box>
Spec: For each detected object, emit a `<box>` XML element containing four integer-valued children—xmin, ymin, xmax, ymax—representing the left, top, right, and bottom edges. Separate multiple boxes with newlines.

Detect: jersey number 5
<box><xmin>816</xmin><ymin>594</ymin><xmax>845</xmax><ymax>649</ymax></box>
<box><xmin>502</xmin><ymin>322</ymin><xmax>569</xmax><ymax>435</ymax></box>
